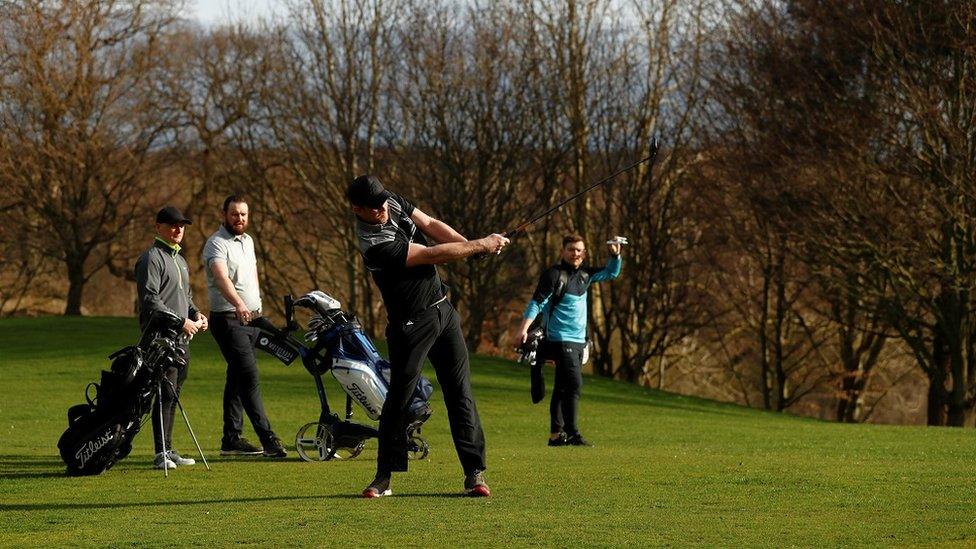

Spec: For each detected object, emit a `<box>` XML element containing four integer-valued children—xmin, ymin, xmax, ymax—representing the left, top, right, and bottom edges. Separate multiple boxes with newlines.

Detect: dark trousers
<box><xmin>152</xmin><ymin>343</ymin><xmax>188</xmax><ymax>454</ymax></box>
<box><xmin>210</xmin><ymin>313</ymin><xmax>276</xmax><ymax>444</ymax></box>
<box><xmin>543</xmin><ymin>341</ymin><xmax>585</xmax><ymax>436</ymax></box>
<box><xmin>378</xmin><ymin>300</ymin><xmax>486</xmax><ymax>476</ymax></box>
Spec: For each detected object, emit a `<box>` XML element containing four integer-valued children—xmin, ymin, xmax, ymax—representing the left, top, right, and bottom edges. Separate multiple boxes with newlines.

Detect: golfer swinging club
<box><xmin>348</xmin><ymin>174</ymin><xmax>508</xmax><ymax>498</ymax></box>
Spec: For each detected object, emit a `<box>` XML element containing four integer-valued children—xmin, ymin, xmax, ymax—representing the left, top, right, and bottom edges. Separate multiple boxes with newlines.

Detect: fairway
<box><xmin>1</xmin><ymin>317</ymin><xmax>975</xmax><ymax>547</ymax></box>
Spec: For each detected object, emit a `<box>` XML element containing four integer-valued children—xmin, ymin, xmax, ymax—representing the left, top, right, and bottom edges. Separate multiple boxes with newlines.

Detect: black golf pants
<box><xmin>210</xmin><ymin>314</ymin><xmax>276</xmax><ymax>445</ymax></box>
<box><xmin>152</xmin><ymin>343</ymin><xmax>188</xmax><ymax>454</ymax></box>
<box><xmin>544</xmin><ymin>341</ymin><xmax>585</xmax><ymax>436</ymax></box>
<box><xmin>378</xmin><ymin>300</ymin><xmax>486</xmax><ymax>476</ymax></box>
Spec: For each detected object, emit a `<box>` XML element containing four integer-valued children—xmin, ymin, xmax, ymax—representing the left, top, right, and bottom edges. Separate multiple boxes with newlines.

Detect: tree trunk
<box><xmin>758</xmin><ymin>260</ymin><xmax>772</xmax><ymax>410</ymax></box>
<box><xmin>947</xmin><ymin>346</ymin><xmax>967</xmax><ymax>427</ymax></box>
<box><xmin>926</xmin><ymin>366</ymin><xmax>948</xmax><ymax>426</ymax></box>
<box><xmin>773</xmin><ymin>250</ymin><xmax>787</xmax><ymax>411</ymax></box>
<box><xmin>64</xmin><ymin>259</ymin><xmax>86</xmax><ymax>316</ymax></box>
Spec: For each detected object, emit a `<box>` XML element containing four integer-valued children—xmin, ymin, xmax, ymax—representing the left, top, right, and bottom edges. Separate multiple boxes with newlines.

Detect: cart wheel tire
<box><xmin>295</xmin><ymin>422</ymin><xmax>335</xmax><ymax>462</ymax></box>
<box><xmin>407</xmin><ymin>435</ymin><xmax>429</xmax><ymax>460</ymax></box>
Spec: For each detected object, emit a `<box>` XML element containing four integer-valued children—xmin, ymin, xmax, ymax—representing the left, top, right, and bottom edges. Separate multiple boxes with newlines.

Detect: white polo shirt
<box><xmin>203</xmin><ymin>224</ymin><xmax>262</xmax><ymax>313</ymax></box>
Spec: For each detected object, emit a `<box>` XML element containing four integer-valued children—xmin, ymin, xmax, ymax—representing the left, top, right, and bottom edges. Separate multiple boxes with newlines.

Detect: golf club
<box><xmin>502</xmin><ymin>138</ymin><xmax>660</xmax><ymax>239</ymax></box>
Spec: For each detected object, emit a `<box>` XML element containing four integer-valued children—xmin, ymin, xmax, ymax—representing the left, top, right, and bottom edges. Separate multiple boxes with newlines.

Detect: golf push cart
<box><xmin>251</xmin><ymin>290</ymin><xmax>433</xmax><ymax>462</ymax></box>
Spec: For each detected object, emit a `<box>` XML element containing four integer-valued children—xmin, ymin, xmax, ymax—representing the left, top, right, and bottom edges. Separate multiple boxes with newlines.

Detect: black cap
<box><xmin>155</xmin><ymin>206</ymin><xmax>192</xmax><ymax>225</ymax></box>
<box><xmin>347</xmin><ymin>175</ymin><xmax>392</xmax><ymax>208</ymax></box>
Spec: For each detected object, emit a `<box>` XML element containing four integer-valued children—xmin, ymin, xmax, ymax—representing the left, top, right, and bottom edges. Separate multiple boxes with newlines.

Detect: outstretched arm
<box><xmin>411</xmin><ymin>208</ymin><xmax>467</xmax><ymax>244</ymax></box>
<box><xmin>404</xmin><ymin>234</ymin><xmax>509</xmax><ymax>266</ymax></box>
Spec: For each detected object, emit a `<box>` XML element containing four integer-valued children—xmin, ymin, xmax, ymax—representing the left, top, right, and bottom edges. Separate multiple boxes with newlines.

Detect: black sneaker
<box><xmin>566</xmin><ymin>434</ymin><xmax>592</xmax><ymax>446</ymax></box>
<box><xmin>548</xmin><ymin>433</ymin><xmax>568</xmax><ymax>447</ymax></box>
<box><xmin>220</xmin><ymin>437</ymin><xmax>263</xmax><ymax>456</ymax></box>
<box><xmin>463</xmin><ymin>470</ymin><xmax>491</xmax><ymax>497</ymax></box>
<box><xmin>363</xmin><ymin>474</ymin><xmax>392</xmax><ymax>498</ymax></box>
<box><xmin>262</xmin><ymin>436</ymin><xmax>287</xmax><ymax>458</ymax></box>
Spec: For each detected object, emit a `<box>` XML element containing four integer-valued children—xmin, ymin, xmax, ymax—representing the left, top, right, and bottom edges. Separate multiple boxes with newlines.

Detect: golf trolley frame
<box><xmin>252</xmin><ymin>294</ymin><xmax>430</xmax><ymax>462</ymax></box>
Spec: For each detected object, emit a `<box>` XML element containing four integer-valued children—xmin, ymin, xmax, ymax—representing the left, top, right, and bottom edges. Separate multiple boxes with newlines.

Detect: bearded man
<box><xmin>203</xmin><ymin>194</ymin><xmax>286</xmax><ymax>458</ymax></box>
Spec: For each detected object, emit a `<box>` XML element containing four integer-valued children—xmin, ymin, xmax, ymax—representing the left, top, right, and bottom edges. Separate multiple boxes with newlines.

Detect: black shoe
<box><xmin>220</xmin><ymin>437</ymin><xmax>263</xmax><ymax>456</ymax></box>
<box><xmin>262</xmin><ymin>436</ymin><xmax>287</xmax><ymax>458</ymax></box>
<box><xmin>463</xmin><ymin>470</ymin><xmax>491</xmax><ymax>497</ymax></box>
<box><xmin>363</xmin><ymin>474</ymin><xmax>392</xmax><ymax>498</ymax></box>
<box><xmin>548</xmin><ymin>433</ymin><xmax>568</xmax><ymax>447</ymax></box>
<box><xmin>566</xmin><ymin>434</ymin><xmax>592</xmax><ymax>446</ymax></box>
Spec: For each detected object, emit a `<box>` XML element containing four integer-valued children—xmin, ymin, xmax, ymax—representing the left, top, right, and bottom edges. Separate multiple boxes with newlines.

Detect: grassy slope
<box><xmin>0</xmin><ymin>316</ymin><xmax>974</xmax><ymax>547</ymax></box>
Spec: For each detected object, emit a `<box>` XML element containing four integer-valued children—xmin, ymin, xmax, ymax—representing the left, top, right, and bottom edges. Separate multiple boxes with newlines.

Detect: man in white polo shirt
<box><xmin>203</xmin><ymin>194</ymin><xmax>286</xmax><ymax>458</ymax></box>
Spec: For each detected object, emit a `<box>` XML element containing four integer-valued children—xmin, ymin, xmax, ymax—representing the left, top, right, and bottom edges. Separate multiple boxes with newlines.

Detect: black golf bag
<box><xmin>57</xmin><ymin>310</ymin><xmax>185</xmax><ymax>476</ymax></box>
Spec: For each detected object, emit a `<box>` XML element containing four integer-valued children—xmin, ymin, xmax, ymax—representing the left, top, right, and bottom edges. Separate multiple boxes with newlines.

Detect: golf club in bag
<box><xmin>250</xmin><ymin>291</ymin><xmax>433</xmax><ymax>462</ymax></box>
<box><xmin>57</xmin><ymin>309</ymin><xmax>209</xmax><ymax>476</ymax></box>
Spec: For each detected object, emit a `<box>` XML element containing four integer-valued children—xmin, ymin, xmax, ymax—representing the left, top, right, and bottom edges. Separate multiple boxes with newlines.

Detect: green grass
<box><xmin>1</xmin><ymin>316</ymin><xmax>975</xmax><ymax>547</ymax></box>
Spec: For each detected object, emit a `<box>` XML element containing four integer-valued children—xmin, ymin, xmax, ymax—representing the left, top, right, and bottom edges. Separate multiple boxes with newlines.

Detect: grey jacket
<box><xmin>135</xmin><ymin>238</ymin><xmax>199</xmax><ymax>331</ymax></box>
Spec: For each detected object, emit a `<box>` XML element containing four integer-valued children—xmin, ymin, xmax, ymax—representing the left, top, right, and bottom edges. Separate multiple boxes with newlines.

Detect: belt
<box><xmin>212</xmin><ymin>310</ymin><xmax>262</xmax><ymax>319</ymax></box>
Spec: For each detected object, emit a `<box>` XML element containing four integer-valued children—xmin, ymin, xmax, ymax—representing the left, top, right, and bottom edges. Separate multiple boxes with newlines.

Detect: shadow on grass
<box><xmin>0</xmin><ymin>492</ymin><xmax>465</xmax><ymax>511</ymax></box>
<box><xmin>0</xmin><ymin>471</ymin><xmax>66</xmax><ymax>479</ymax></box>
<box><xmin>0</xmin><ymin>456</ymin><xmax>66</xmax><ymax>467</ymax></box>
<box><xmin>584</xmin><ymin>390</ymin><xmax>755</xmax><ymax>418</ymax></box>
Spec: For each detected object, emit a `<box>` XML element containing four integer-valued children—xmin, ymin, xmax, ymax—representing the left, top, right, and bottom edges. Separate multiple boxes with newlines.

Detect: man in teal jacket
<box><xmin>516</xmin><ymin>234</ymin><xmax>621</xmax><ymax>446</ymax></box>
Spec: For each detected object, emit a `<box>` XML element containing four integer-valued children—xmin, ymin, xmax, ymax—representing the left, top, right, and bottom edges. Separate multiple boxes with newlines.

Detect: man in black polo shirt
<box><xmin>348</xmin><ymin>174</ymin><xmax>509</xmax><ymax>498</ymax></box>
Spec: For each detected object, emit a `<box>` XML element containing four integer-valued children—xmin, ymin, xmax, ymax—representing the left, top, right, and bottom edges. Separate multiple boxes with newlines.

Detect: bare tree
<box><xmin>0</xmin><ymin>0</ymin><xmax>182</xmax><ymax>315</ymax></box>
<box><xmin>588</xmin><ymin>0</ymin><xmax>714</xmax><ymax>386</ymax></box>
<box><xmin>389</xmin><ymin>0</ymin><xmax>547</xmax><ymax>349</ymax></box>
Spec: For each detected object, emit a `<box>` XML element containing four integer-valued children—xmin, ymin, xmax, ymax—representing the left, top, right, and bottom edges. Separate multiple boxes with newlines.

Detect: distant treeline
<box><xmin>1</xmin><ymin>0</ymin><xmax>974</xmax><ymax>426</ymax></box>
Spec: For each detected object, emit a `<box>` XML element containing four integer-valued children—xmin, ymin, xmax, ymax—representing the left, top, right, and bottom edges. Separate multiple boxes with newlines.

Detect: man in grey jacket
<box><xmin>135</xmin><ymin>206</ymin><xmax>208</xmax><ymax>470</ymax></box>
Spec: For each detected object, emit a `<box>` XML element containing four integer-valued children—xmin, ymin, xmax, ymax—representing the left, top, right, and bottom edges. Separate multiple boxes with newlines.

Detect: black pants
<box><xmin>543</xmin><ymin>340</ymin><xmax>585</xmax><ymax>436</ymax></box>
<box><xmin>152</xmin><ymin>342</ymin><xmax>188</xmax><ymax>454</ymax></box>
<box><xmin>210</xmin><ymin>313</ymin><xmax>276</xmax><ymax>444</ymax></box>
<box><xmin>378</xmin><ymin>300</ymin><xmax>486</xmax><ymax>475</ymax></box>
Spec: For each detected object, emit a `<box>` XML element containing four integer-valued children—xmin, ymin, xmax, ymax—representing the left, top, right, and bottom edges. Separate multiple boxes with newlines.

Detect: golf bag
<box><xmin>253</xmin><ymin>291</ymin><xmax>433</xmax><ymax>461</ymax></box>
<box><xmin>57</xmin><ymin>310</ymin><xmax>185</xmax><ymax>476</ymax></box>
<box><xmin>295</xmin><ymin>291</ymin><xmax>433</xmax><ymax>425</ymax></box>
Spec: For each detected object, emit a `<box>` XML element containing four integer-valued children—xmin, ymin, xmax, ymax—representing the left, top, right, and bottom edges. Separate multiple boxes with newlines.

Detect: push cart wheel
<box><xmin>295</xmin><ymin>422</ymin><xmax>335</xmax><ymax>462</ymax></box>
<box><xmin>332</xmin><ymin>441</ymin><xmax>367</xmax><ymax>460</ymax></box>
<box><xmin>407</xmin><ymin>435</ymin><xmax>429</xmax><ymax>460</ymax></box>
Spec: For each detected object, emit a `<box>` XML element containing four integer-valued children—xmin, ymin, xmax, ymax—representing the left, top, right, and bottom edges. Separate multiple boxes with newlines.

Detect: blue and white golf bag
<box><xmin>300</xmin><ymin>292</ymin><xmax>433</xmax><ymax>425</ymax></box>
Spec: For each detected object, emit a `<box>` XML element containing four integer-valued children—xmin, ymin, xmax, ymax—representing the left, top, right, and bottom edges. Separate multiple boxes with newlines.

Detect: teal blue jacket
<box><xmin>523</xmin><ymin>256</ymin><xmax>621</xmax><ymax>343</ymax></box>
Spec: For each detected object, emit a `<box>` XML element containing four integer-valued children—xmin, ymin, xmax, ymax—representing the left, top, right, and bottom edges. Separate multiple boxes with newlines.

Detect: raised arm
<box><xmin>589</xmin><ymin>242</ymin><xmax>623</xmax><ymax>283</ymax></box>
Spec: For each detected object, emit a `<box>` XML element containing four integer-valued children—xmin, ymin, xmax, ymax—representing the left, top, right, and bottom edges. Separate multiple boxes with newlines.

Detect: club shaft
<box><xmin>176</xmin><ymin>397</ymin><xmax>211</xmax><ymax>471</ymax></box>
<box><xmin>507</xmin><ymin>147</ymin><xmax>658</xmax><ymax>237</ymax></box>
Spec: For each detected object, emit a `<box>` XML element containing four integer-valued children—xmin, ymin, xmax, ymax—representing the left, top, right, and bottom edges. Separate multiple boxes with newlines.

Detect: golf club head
<box><xmin>648</xmin><ymin>136</ymin><xmax>660</xmax><ymax>159</ymax></box>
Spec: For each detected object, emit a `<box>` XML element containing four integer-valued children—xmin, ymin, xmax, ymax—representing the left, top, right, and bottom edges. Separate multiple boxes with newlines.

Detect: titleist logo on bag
<box><xmin>75</xmin><ymin>428</ymin><xmax>115</xmax><ymax>468</ymax></box>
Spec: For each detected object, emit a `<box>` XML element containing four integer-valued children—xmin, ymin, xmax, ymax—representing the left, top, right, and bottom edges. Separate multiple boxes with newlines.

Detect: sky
<box><xmin>188</xmin><ymin>0</ymin><xmax>281</xmax><ymax>25</ymax></box>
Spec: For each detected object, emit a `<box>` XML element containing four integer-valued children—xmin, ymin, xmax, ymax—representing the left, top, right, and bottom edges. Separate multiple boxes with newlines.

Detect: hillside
<box><xmin>0</xmin><ymin>317</ymin><xmax>973</xmax><ymax>546</ymax></box>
